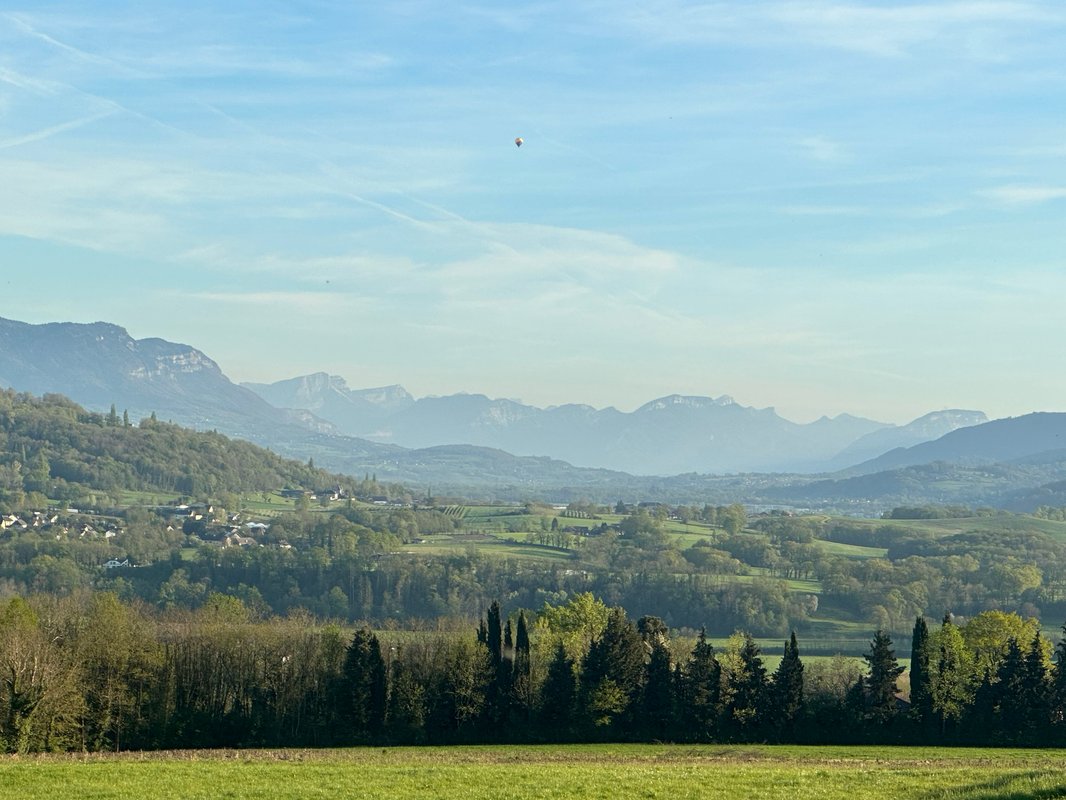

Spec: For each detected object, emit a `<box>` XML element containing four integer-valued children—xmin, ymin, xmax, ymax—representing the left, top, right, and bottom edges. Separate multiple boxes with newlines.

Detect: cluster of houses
<box><xmin>154</xmin><ymin>503</ymin><xmax>277</xmax><ymax>549</ymax></box>
<box><xmin>1</xmin><ymin>510</ymin><xmax>122</xmax><ymax>541</ymax></box>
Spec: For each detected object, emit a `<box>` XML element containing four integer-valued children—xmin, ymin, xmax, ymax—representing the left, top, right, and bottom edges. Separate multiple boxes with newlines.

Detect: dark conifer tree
<box><xmin>966</xmin><ymin>668</ymin><xmax>998</xmax><ymax>743</ymax></box>
<box><xmin>863</xmin><ymin>630</ymin><xmax>904</xmax><ymax>727</ymax></box>
<box><xmin>771</xmin><ymin>631</ymin><xmax>804</xmax><ymax>740</ymax></box>
<box><xmin>511</xmin><ymin>612</ymin><xmax>533</xmax><ymax>726</ymax></box>
<box><xmin>909</xmin><ymin>616</ymin><xmax>933</xmax><ymax>729</ymax></box>
<box><xmin>485</xmin><ymin>601</ymin><xmax>503</xmax><ymax>668</ymax></box>
<box><xmin>538</xmin><ymin>642</ymin><xmax>576</xmax><ymax>738</ymax></box>
<box><xmin>641</xmin><ymin>629</ymin><xmax>676</xmax><ymax>740</ymax></box>
<box><xmin>339</xmin><ymin>628</ymin><xmax>387</xmax><ymax>741</ymax></box>
<box><xmin>480</xmin><ymin>601</ymin><xmax>508</xmax><ymax>728</ymax></box>
<box><xmin>515</xmin><ymin>611</ymin><xmax>531</xmax><ymax>658</ymax></box>
<box><xmin>1018</xmin><ymin>632</ymin><xmax>1050</xmax><ymax>743</ymax></box>
<box><xmin>993</xmin><ymin>637</ymin><xmax>1027</xmax><ymax>742</ymax></box>
<box><xmin>682</xmin><ymin>628</ymin><xmax>721</xmax><ymax>742</ymax></box>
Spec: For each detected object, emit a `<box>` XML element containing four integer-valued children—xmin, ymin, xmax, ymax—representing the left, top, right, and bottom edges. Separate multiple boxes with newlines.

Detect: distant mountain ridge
<box><xmin>243</xmin><ymin>372</ymin><xmax>414</xmax><ymax>434</ymax></box>
<box><xmin>244</xmin><ymin>373</ymin><xmax>987</xmax><ymax>475</ymax></box>
<box><xmin>0</xmin><ymin>315</ymin><xmax>1020</xmax><ymax>507</ymax></box>
<box><xmin>847</xmin><ymin>412</ymin><xmax>1066</xmax><ymax>475</ymax></box>
<box><xmin>826</xmin><ymin>409</ymin><xmax>989</xmax><ymax>470</ymax></box>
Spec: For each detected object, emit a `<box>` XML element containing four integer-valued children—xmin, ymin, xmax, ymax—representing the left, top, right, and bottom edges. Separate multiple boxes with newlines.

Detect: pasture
<box><xmin>4</xmin><ymin>744</ymin><xmax>1066</xmax><ymax>799</ymax></box>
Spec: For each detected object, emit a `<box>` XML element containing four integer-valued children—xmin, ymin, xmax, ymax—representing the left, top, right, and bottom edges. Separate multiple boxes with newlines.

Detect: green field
<box><xmin>4</xmin><ymin>745</ymin><xmax>1066</xmax><ymax>799</ymax></box>
<box><xmin>840</xmin><ymin>514</ymin><xmax>1066</xmax><ymax>540</ymax></box>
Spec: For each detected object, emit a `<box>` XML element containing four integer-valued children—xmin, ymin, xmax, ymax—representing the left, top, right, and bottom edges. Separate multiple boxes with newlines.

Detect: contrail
<box><xmin>201</xmin><ymin>100</ymin><xmax>523</xmax><ymax>252</ymax></box>
<box><xmin>0</xmin><ymin>65</ymin><xmax>57</xmax><ymax>95</ymax></box>
<box><xmin>2</xmin><ymin>12</ymin><xmax>145</xmax><ymax>77</ymax></box>
<box><xmin>0</xmin><ymin>109</ymin><xmax>116</xmax><ymax>150</ymax></box>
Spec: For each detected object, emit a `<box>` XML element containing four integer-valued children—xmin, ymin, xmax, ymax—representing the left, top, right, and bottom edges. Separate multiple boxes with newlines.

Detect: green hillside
<box><xmin>0</xmin><ymin>389</ymin><xmax>347</xmax><ymax>509</ymax></box>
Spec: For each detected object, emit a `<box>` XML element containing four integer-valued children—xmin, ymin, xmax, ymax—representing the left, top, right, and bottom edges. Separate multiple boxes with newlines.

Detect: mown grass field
<box><xmin>4</xmin><ymin>744</ymin><xmax>1066</xmax><ymax>800</ymax></box>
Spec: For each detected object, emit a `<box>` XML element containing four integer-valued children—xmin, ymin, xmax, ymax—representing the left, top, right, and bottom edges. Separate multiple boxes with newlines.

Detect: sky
<box><xmin>1</xmin><ymin>1</ymin><xmax>1065</xmax><ymax>424</ymax></box>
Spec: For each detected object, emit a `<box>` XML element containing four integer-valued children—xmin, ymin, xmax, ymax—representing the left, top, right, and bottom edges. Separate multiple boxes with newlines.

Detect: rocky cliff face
<box><xmin>0</xmin><ymin>317</ymin><xmax>281</xmax><ymax>427</ymax></box>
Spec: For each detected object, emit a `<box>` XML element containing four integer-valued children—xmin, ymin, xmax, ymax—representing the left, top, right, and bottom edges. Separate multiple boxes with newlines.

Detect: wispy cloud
<box><xmin>780</xmin><ymin>204</ymin><xmax>869</xmax><ymax>216</ymax></box>
<box><xmin>183</xmin><ymin>290</ymin><xmax>356</xmax><ymax>315</ymax></box>
<box><xmin>608</xmin><ymin>1</ymin><xmax>1062</xmax><ymax>58</ymax></box>
<box><xmin>798</xmin><ymin>135</ymin><xmax>850</xmax><ymax>163</ymax></box>
<box><xmin>978</xmin><ymin>184</ymin><xmax>1066</xmax><ymax>204</ymax></box>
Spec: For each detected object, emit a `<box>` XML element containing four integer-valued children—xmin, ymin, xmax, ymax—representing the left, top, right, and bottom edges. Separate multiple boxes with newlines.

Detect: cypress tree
<box><xmin>909</xmin><ymin>616</ymin><xmax>933</xmax><ymax>728</ymax></box>
<box><xmin>771</xmin><ymin>631</ymin><xmax>804</xmax><ymax>739</ymax></box>
<box><xmin>480</xmin><ymin>601</ymin><xmax>508</xmax><ymax>728</ymax></box>
<box><xmin>515</xmin><ymin>611</ymin><xmax>531</xmax><ymax>657</ymax></box>
<box><xmin>512</xmin><ymin>612</ymin><xmax>533</xmax><ymax>726</ymax></box>
<box><xmin>485</xmin><ymin>601</ymin><xmax>503</xmax><ymax>668</ymax></box>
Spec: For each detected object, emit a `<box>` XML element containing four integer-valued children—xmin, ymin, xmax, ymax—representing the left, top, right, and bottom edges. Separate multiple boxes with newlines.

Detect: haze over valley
<box><xmin>6</xmin><ymin>314</ymin><xmax>1066</xmax><ymax>513</ymax></box>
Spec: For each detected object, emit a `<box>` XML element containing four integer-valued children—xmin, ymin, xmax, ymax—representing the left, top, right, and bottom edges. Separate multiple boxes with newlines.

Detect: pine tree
<box><xmin>641</xmin><ymin>627</ymin><xmax>676</xmax><ymax>740</ymax></box>
<box><xmin>682</xmin><ymin>628</ymin><xmax>721</xmax><ymax>742</ymax></box>
<box><xmin>771</xmin><ymin>631</ymin><xmax>804</xmax><ymax>739</ymax></box>
<box><xmin>864</xmin><ymin>630</ymin><xmax>904</xmax><ymax>727</ymax></box>
<box><xmin>993</xmin><ymin>638</ymin><xmax>1027</xmax><ymax>742</ymax></box>
<box><xmin>1017</xmin><ymin>632</ymin><xmax>1050</xmax><ymax>743</ymax></box>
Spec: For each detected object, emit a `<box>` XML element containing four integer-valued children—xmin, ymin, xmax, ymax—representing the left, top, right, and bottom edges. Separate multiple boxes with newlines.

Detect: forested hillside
<box><xmin>0</xmin><ymin>390</ymin><xmax>343</xmax><ymax>509</ymax></box>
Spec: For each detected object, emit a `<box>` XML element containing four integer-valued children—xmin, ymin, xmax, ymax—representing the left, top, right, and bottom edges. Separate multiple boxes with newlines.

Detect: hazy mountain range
<box><xmin>242</xmin><ymin>371</ymin><xmax>987</xmax><ymax>475</ymax></box>
<box><xmin>6</xmin><ymin>315</ymin><xmax>1066</xmax><ymax>511</ymax></box>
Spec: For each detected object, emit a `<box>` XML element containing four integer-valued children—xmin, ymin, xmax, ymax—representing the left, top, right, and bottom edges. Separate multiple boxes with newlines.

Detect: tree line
<box><xmin>3</xmin><ymin>590</ymin><xmax>1066</xmax><ymax>753</ymax></box>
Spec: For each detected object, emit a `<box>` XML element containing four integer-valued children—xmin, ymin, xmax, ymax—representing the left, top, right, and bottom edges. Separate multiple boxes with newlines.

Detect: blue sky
<box><xmin>2</xmin><ymin>1</ymin><xmax>1065</xmax><ymax>424</ymax></box>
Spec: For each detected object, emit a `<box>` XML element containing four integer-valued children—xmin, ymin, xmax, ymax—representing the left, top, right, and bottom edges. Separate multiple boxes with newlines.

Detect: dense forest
<box><xmin>2</xmin><ymin>591</ymin><xmax>1064</xmax><ymax>753</ymax></box>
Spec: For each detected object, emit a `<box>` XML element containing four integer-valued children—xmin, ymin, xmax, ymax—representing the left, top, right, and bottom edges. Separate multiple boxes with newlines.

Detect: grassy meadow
<box><xmin>4</xmin><ymin>744</ymin><xmax>1066</xmax><ymax>800</ymax></box>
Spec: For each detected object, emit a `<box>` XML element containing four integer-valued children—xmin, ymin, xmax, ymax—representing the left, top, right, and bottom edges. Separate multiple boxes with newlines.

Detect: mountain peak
<box><xmin>637</xmin><ymin>394</ymin><xmax>736</xmax><ymax>413</ymax></box>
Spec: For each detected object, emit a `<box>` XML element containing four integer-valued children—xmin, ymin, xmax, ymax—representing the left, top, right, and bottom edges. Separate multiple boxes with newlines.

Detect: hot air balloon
<box><xmin>514</xmin><ymin>137</ymin><xmax>523</xmax><ymax>147</ymax></box>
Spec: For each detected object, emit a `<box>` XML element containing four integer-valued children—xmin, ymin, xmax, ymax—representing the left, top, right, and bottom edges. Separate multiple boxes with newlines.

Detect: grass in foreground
<box><xmin>4</xmin><ymin>744</ymin><xmax>1066</xmax><ymax>800</ymax></box>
